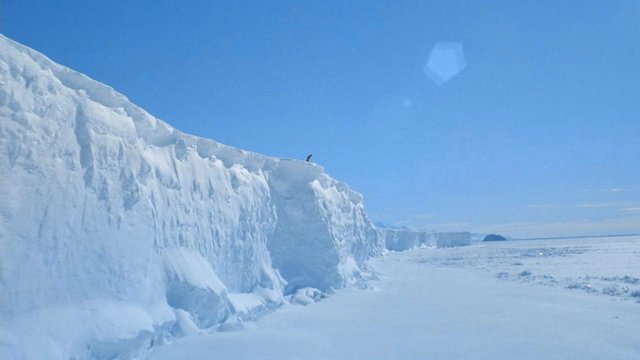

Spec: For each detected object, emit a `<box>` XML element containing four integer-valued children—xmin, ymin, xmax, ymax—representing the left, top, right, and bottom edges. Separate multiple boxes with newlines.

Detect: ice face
<box><xmin>0</xmin><ymin>34</ymin><xmax>386</xmax><ymax>359</ymax></box>
<box><xmin>0</xmin><ymin>33</ymin><xmax>462</xmax><ymax>359</ymax></box>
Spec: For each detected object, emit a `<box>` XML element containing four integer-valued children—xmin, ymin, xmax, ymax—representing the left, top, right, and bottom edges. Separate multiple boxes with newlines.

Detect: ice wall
<box><xmin>381</xmin><ymin>228</ymin><xmax>435</xmax><ymax>251</ymax></box>
<box><xmin>435</xmin><ymin>231</ymin><xmax>472</xmax><ymax>248</ymax></box>
<box><xmin>380</xmin><ymin>229</ymin><xmax>472</xmax><ymax>251</ymax></box>
<box><xmin>0</xmin><ymin>34</ymin><xmax>382</xmax><ymax>359</ymax></box>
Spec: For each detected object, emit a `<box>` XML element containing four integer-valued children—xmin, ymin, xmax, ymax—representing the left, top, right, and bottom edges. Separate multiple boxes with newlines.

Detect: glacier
<box><xmin>0</xmin><ymin>34</ymin><xmax>471</xmax><ymax>359</ymax></box>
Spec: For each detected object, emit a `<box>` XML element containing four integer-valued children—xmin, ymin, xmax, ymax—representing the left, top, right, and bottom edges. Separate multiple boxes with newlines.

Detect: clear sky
<box><xmin>3</xmin><ymin>1</ymin><xmax>639</xmax><ymax>237</ymax></box>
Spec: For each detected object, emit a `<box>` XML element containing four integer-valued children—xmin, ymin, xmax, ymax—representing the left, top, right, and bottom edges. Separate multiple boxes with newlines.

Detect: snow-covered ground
<box><xmin>151</xmin><ymin>236</ymin><xmax>640</xmax><ymax>360</ymax></box>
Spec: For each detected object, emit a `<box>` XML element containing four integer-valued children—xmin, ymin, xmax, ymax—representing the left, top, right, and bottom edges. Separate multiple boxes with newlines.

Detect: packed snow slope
<box><xmin>0</xmin><ymin>34</ymin><xmax>391</xmax><ymax>359</ymax></box>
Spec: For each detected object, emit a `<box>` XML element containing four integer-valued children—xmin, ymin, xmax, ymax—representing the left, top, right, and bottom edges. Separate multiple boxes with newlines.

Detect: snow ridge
<box><xmin>0</xmin><ymin>34</ymin><xmax>383</xmax><ymax>359</ymax></box>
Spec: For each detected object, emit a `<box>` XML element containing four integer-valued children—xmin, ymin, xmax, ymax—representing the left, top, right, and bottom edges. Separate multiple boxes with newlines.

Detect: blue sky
<box><xmin>3</xmin><ymin>1</ymin><xmax>639</xmax><ymax>237</ymax></box>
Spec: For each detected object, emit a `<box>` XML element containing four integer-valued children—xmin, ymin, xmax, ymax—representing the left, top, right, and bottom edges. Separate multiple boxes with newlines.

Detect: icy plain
<box><xmin>152</xmin><ymin>236</ymin><xmax>640</xmax><ymax>359</ymax></box>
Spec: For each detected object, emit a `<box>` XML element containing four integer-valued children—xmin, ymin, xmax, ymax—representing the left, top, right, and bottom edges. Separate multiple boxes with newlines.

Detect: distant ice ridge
<box><xmin>0</xmin><ymin>34</ymin><xmax>387</xmax><ymax>359</ymax></box>
<box><xmin>380</xmin><ymin>229</ymin><xmax>472</xmax><ymax>251</ymax></box>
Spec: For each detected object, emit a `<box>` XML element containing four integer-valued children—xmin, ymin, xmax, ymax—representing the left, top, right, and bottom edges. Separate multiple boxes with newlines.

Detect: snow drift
<box><xmin>0</xmin><ymin>34</ymin><xmax>386</xmax><ymax>359</ymax></box>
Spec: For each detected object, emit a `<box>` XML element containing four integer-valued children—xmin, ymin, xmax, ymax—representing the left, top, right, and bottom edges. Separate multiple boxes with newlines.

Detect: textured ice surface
<box><xmin>413</xmin><ymin>236</ymin><xmax>640</xmax><ymax>302</ymax></box>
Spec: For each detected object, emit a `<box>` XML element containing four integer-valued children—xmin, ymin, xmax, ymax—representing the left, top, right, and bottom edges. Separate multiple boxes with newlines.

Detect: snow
<box><xmin>151</xmin><ymin>236</ymin><xmax>640</xmax><ymax>359</ymax></box>
<box><xmin>0</xmin><ymin>34</ymin><xmax>386</xmax><ymax>358</ymax></box>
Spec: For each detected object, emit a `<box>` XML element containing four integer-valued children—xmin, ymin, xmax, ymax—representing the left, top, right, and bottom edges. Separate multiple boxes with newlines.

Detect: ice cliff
<box><xmin>0</xmin><ymin>34</ymin><xmax>386</xmax><ymax>359</ymax></box>
<box><xmin>381</xmin><ymin>229</ymin><xmax>471</xmax><ymax>251</ymax></box>
<box><xmin>0</xmin><ymin>34</ymin><xmax>473</xmax><ymax>359</ymax></box>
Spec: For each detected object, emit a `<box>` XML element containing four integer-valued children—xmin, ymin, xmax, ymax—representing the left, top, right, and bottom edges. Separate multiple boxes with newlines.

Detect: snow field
<box><xmin>151</xmin><ymin>237</ymin><xmax>640</xmax><ymax>359</ymax></box>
